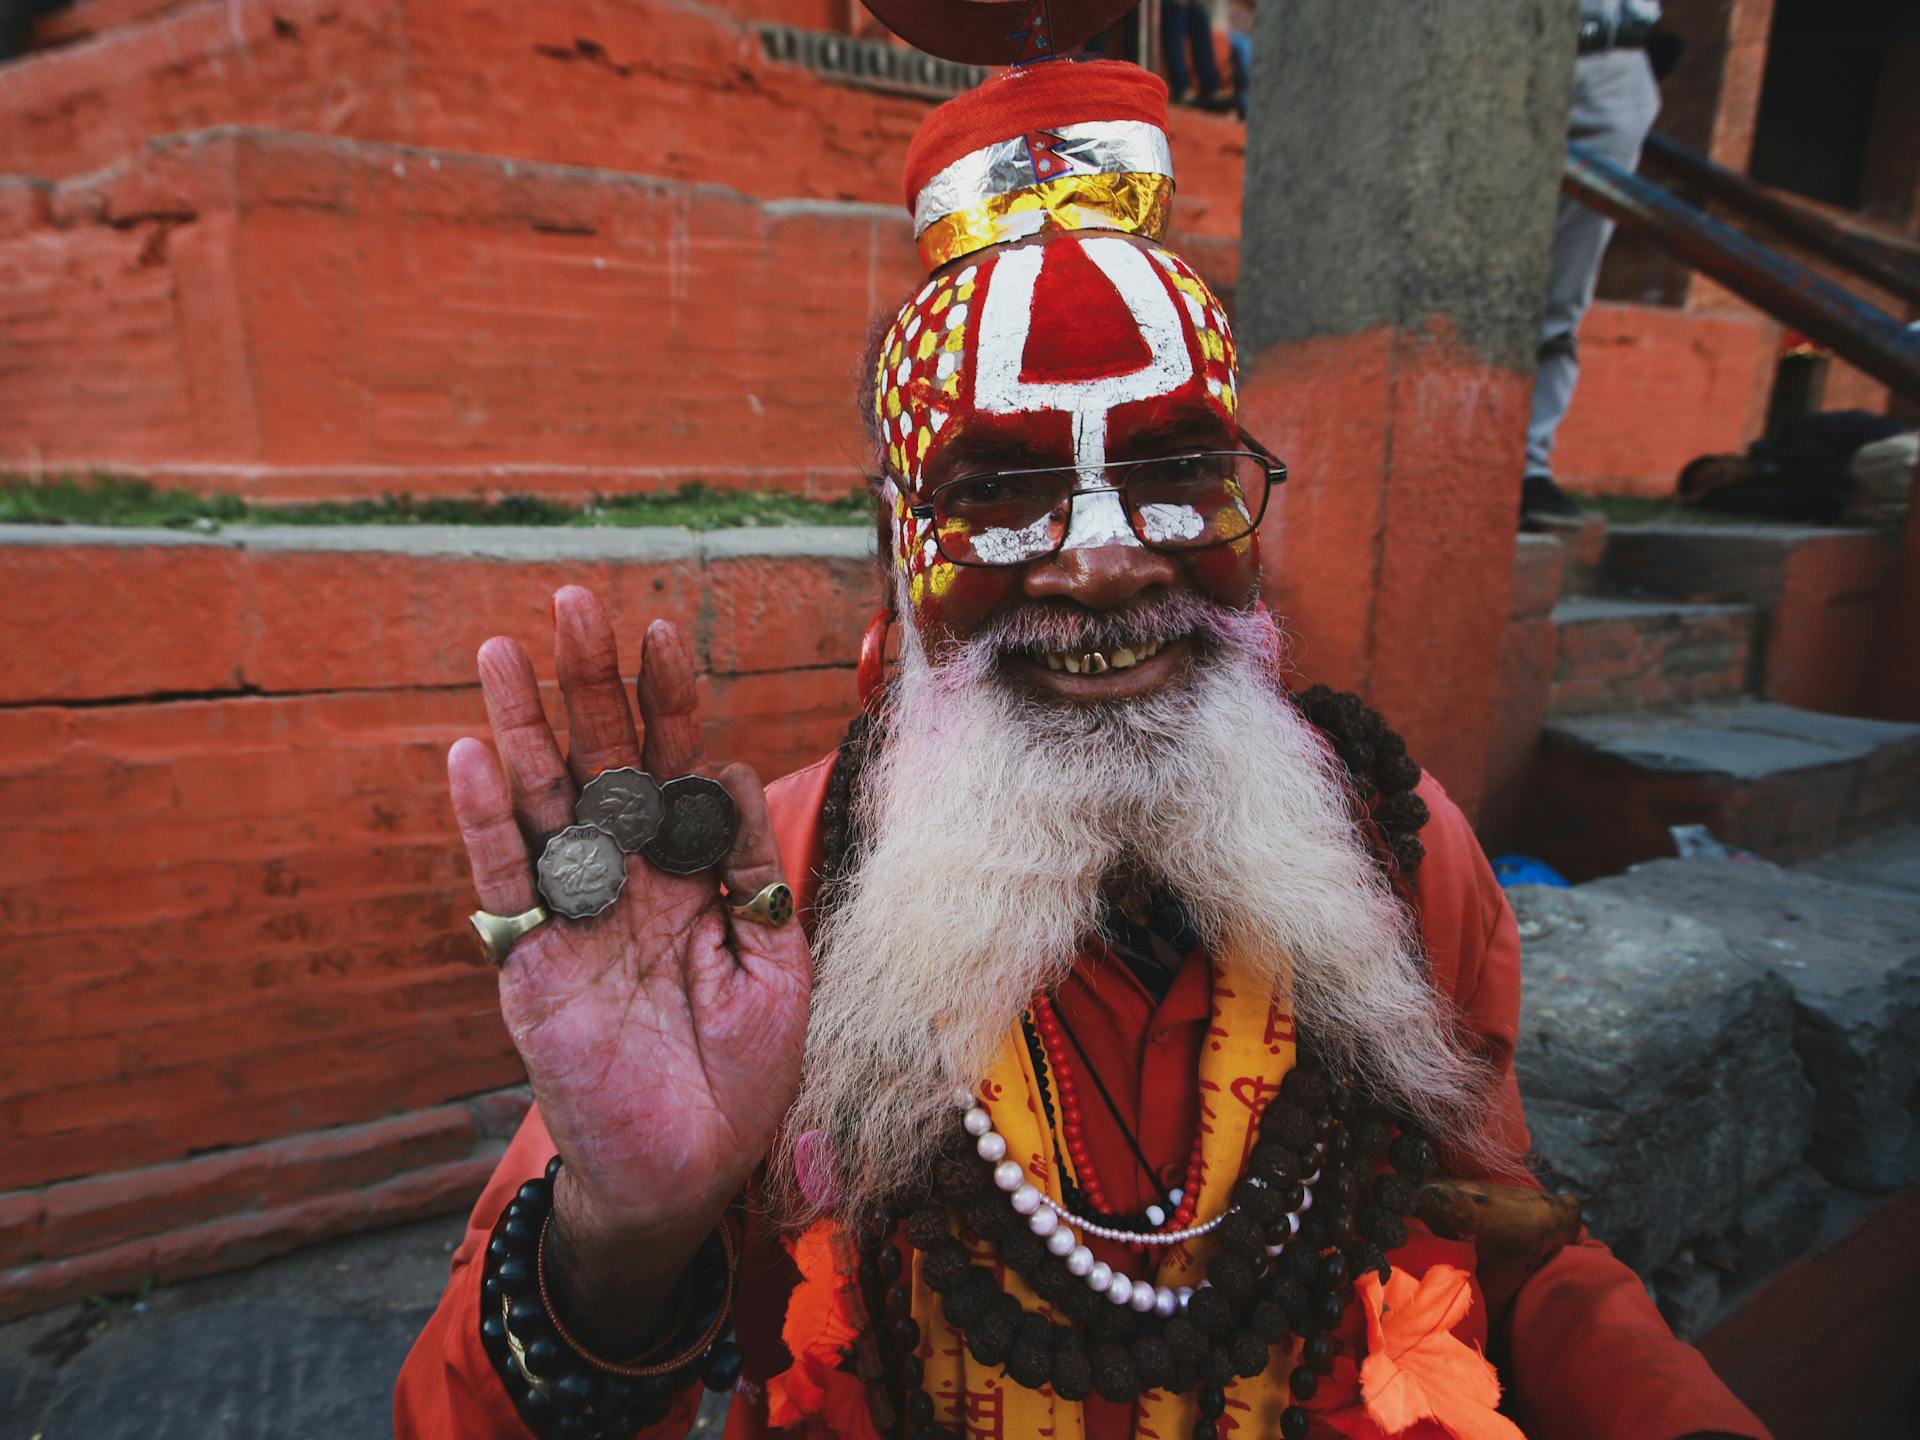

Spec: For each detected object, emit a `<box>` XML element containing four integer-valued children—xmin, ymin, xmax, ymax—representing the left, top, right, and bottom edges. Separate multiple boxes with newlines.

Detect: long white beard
<box><xmin>774</xmin><ymin>595</ymin><xmax>1494</xmax><ymax>1230</ymax></box>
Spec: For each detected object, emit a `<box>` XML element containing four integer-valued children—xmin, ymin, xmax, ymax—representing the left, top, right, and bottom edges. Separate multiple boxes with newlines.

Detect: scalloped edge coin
<box><xmin>536</xmin><ymin>824</ymin><xmax>629</xmax><ymax>920</ymax></box>
<box><xmin>575</xmin><ymin>766</ymin><xmax>665</xmax><ymax>853</ymax></box>
<box><xmin>643</xmin><ymin>775</ymin><xmax>741</xmax><ymax>876</ymax></box>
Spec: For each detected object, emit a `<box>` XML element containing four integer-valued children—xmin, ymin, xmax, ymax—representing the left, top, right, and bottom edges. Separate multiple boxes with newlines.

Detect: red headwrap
<box><xmin>903</xmin><ymin>60</ymin><xmax>1176</xmax><ymax>273</ymax></box>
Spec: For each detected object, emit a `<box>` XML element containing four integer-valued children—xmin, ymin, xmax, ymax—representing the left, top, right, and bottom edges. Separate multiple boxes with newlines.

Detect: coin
<box><xmin>575</xmin><ymin>767</ymin><xmax>664</xmax><ymax>853</ymax></box>
<box><xmin>536</xmin><ymin>824</ymin><xmax>628</xmax><ymax>919</ymax></box>
<box><xmin>642</xmin><ymin>775</ymin><xmax>740</xmax><ymax>876</ymax></box>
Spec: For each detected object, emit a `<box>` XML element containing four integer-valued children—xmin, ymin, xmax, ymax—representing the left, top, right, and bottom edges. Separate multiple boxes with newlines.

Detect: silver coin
<box><xmin>575</xmin><ymin>767</ymin><xmax>664</xmax><ymax>853</ymax></box>
<box><xmin>536</xmin><ymin>824</ymin><xmax>628</xmax><ymax>920</ymax></box>
<box><xmin>642</xmin><ymin>776</ymin><xmax>740</xmax><ymax>876</ymax></box>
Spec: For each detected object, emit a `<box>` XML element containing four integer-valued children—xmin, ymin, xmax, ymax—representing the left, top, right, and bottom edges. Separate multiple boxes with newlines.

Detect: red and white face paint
<box><xmin>874</xmin><ymin>233</ymin><xmax>1238</xmax><ymax>622</ymax></box>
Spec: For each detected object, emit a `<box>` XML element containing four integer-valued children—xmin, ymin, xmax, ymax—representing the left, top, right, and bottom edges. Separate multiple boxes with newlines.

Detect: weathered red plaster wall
<box><xmin>0</xmin><ymin>0</ymin><xmax>1778</xmax><ymax>504</ymax></box>
<box><xmin>0</xmin><ymin>129</ymin><xmax>927</xmax><ymax>497</ymax></box>
<box><xmin>0</xmin><ymin>122</ymin><xmax>1237</xmax><ymax>501</ymax></box>
<box><xmin>1551</xmin><ymin>302</ymin><xmax>1775</xmax><ymax>495</ymax></box>
<box><xmin>0</xmin><ymin>529</ymin><xmax>875</xmax><ymax>1314</ymax></box>
<box><xmin>0</xmin><ymin>0</ymin><xmax>1247</xmax><ymax>234</ymax></box>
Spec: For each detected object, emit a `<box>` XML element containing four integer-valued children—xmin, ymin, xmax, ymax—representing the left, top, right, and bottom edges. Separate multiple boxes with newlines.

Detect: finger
<box><xmin>637</xmin><ymin>619</ymin><xmax>707</xmax><ymax>778</ymax></box>
<box><xmin>714</xmin><ymin>763</ymin><xmax>811</xmax><ymax>978</ymax></box>
<box><xmin>448</xmin><ymin>737</ymin><xmax>539</xmax><ymax>914</ymax></box>
<box><xmin>478</xmin><ymin>636</ymin><xmax>575</xmax><ymax>835</ymax></box>
<box><xmin>714</xmin><ymin>762</ymin><xmax>784</xmax><ymax>898</ymax></box>
<box><xmin>553</xmin><ymin>586</ymin><xmax>641</xmax><ymax>785</ymax></box>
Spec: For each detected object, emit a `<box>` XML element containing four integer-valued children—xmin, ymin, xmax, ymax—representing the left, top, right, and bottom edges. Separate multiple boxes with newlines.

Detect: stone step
<box><xmin>1</xmin><ymin>0</ymin><xmax>903</xmax><ymax>189</ymax></box>
<box><xmin>1548</xmin><ymin>596</ymin><xmax>1757</xmax><ymax>716</ymax></box>
<box><xmin>1793</xmin><ymin>816</ymin><xmax>1920</xmax><ymax>899</ymax></box>
<box><xmin>1510</xmin><ymin>851</ymin><xmax>1920</xmax><ymax>1346</ymax></box>
<box><xmin>0</xmin><ymin>0</ymin><xmax>1252</xmax><ymax>225</ymax></box>
<box><xmin>1584</xmin><ymin>856</ymin><xmax>1920</xmax><ymax>1194</ymax></box>
<box><xmin>0</xmin><ymin>125</ymin><xmax>925</xmax><ymax>501</ymax></box>
<box><xmin>1598</xmin><ymin>523</ymin><xmax>1893</xmax><ymax>712</ymax></box>
<box><xmin>21</xmin><ymin>0</ymin><xmax>193</xmax><ymax>53</ymax></box>
<box><xmin>1523</xmin><ymin>510</ymin><xmax>1608</xmax><ymax>597</ymax></box>
<box><xmin>1523</xmin><ymin>699</ymin><xmax>1920</xmax><ymax>879</ymax></box>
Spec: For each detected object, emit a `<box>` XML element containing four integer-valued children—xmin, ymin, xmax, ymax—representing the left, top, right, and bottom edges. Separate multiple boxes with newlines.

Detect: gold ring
<box><xmin>728</xmin><ymin>882</ymin><xmax>794</xmax><ymax>928</ymax></box>
<box><xmin>469</xmin><ymin>905</ymin><xmax>550</xmax><ymax>967</ymax></box>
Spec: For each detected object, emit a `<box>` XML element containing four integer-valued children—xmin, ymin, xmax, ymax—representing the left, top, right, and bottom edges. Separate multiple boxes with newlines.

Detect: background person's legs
<box><xmin>1161</xmin><ymin>0</ymin><xmax>1222</xmax><ymax>102</ymax></box>
<box><xmin>1525</xmin><ymin>49</ymin><xmax>1661</xmax><ymax>514</ymax></box>
<box><xmin>1160</xmin><ymin>0</ymin><xmax>1193</xmax><ymax>98</ymax></box>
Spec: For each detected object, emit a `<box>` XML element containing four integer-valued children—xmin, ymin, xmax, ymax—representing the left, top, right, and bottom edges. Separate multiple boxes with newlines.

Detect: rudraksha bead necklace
<box><xmin>858</xmin><ymin>1046</ymin><xmax>1436</xmax><ymax>1440</ymax></box>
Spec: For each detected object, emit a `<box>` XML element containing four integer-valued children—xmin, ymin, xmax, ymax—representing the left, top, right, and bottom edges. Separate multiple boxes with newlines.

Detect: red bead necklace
<box><xmin>1029</xmin><ymin>991</ymin><xmax>1206</xmax><ymax>1235</ymax></box>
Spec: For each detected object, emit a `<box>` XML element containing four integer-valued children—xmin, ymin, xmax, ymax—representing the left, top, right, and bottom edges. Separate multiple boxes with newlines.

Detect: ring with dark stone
<box><xmin>642</xmin><ymin>775</ymin><xmax>740</xmax><ymax>876</ymax></box>
<box><xmin>575</xmin><ymin>766</ymin><xmax>665</xmax><ymax>853</ymax></box>
<box><xmin>536</xmin><ymin>824</ymin><xmax>629</xmax><ymax>919</ymax></box>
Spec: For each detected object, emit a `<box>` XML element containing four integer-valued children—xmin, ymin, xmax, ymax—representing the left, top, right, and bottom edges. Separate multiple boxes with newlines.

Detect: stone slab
<box><xmin>1795</xmin><ymin>819</ymin><xmax>1920</xmax><ymax>898</ymax></box>
<box><xmin>1526</xmin><ymin>700</ymin><xmax>1920</xmax><ymax>876</ymax></box>
<box><xmin>1601</xmin><ymin>523</ymin><xmax>1886</xmax><ymax>606</ymax></box>
<box><xmin>1547</xmin><ymin>598</ymin><xmax>1756</xmax><ymax>717</ymax></box>
<box><xmin>1599</xmin><ymin>523</ymin><xmax>1891</xmax><ymax>712</ymax></box>
<box><xmin>1548</xmin><ymin>701</ymin><xmax>1920</xmax><ymax>782</ymax></box>
<box><xmin>1587</xmin><ymin>857</ymin><xmax>1920</xmax><ymax>1190</ymax></box>
<box><xmin>1507</xmin><ymin>533</ymin><xmax>1566</xmax><ymax>619</ymax></box>
<box><xmin>1508</xmin><ymin>883</ymin><xmax>1814</xmax><ymax>1278</ymax></box>
<box><xmin>234</xmin><ymin>525</ymin><xmax>703</xmax><ymax>563</ymax></box>
<box><xmin>1550</xmin><ymin>597</ymin><xmax>1754</xmax><ymax>624</ymax></box>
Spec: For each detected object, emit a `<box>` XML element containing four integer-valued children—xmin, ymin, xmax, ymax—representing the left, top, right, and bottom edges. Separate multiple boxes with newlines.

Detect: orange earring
<box><xmin>857</xmin><ymin>609</ymin><xmax>895</xmax><ymax>714</ymax></box>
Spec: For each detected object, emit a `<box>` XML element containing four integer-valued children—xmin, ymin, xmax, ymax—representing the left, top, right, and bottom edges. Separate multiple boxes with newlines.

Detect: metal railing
<box><xmin>1638</xmin><ymin>132</ymin><xmax>1920</xmax><ymax>311</ymax></box>
<box><xmin>1563</xmin><ymin>143</ymin><xmax>1920</xmax><ymax>402</ymax></box>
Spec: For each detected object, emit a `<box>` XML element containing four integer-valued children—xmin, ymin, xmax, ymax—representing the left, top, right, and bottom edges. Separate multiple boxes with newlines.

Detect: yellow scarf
<box><xmin>912</xmin><ymin>966</ymin><xmax>1301</xmax><ymax>1439</ymax></box>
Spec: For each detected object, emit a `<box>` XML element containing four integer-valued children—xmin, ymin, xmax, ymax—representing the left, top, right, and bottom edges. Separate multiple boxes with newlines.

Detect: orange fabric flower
<box><xmin>763</xmin><ymin>1220</ymin><xmax>882</xmax><ymax>1440</ymax></box>
<box><xmin>1348</xmin><ymin>1264</ymin><xmax>1526</xmax><ymax>1440</ymax></box>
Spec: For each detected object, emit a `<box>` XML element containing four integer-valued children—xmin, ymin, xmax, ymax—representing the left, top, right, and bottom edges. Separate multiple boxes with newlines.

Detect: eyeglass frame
<box><xmin>894</xmin><ymin>436</ymin><xmax>1289</xmax><ymax>570</ymax></box>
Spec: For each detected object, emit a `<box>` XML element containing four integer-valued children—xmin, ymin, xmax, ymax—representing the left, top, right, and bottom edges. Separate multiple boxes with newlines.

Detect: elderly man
<box><xmin>396</xmin><ymin>53</ymin><xmax>1766</xmax><ymax>1440</ymax></box>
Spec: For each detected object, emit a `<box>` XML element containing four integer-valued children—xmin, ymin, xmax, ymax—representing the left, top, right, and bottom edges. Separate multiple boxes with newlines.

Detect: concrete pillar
<box><xmin>1235</xmin><ymin>0</ymin><xmax>1577</xmax><ymax>817</ymax></box>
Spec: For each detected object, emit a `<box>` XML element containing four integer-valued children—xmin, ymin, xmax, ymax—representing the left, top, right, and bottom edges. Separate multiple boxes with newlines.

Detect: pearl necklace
<box><xmin>952</xmin><ymin>1087</ymin><xmax>1323</xmax><ymax>1317</ymax></box>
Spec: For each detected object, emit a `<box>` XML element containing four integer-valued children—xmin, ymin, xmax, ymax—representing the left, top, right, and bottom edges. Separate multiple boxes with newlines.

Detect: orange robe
<box><xmin>395</xmin><ymin>759</ymin><xmax>1770</xmax><ymax>1440</ymax></box>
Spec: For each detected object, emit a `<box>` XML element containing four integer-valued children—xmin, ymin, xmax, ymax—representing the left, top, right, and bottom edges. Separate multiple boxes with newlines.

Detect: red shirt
<box><xmin>395</xmin><ymin>759</ymin><xmax>1769</xmax><ymax>1440</ymax></box>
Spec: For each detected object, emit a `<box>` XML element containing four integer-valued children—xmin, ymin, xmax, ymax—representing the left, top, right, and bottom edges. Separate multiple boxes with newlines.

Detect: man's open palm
<box><xmin>445</xmin><ymin>587</ymin><xmax>812</xmax><ymax>1252</ymax></box>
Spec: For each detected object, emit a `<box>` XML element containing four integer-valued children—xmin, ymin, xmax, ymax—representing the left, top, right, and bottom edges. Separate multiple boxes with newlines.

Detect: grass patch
<box><xmin>0</xmin><ymin>474</ymin><xmax>874</xmax><ymax>531</ymax></box>
<box><xmin>1580</xmin><ymin>493</ymin><xmax>1693</xmax><ymax>526</ymax></box>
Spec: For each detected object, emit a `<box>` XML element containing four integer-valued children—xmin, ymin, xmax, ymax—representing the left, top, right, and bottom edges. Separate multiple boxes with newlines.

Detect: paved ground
<box><xmin>1</xmin><ymin>1214</ymin><xmax>466</xmax><ymax>1440</ymax></box>
<box><xmin>0</xmin><ymin>1214</ymin><xmax>732</xmax><ymax>1440</ymax></box>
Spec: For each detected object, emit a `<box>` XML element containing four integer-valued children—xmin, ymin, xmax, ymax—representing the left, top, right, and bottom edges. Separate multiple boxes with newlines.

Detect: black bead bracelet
<box><xmin>478</xmin><ymin>1156</ymin><xmax>743</xmax><ymax>1438</ymax></box>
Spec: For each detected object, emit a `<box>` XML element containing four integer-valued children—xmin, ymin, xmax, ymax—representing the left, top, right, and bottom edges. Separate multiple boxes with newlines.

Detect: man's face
<box><xmin>872</xmin><ymin>231</ymin><xmax>1260</xmax><ymax>704</ymax></box>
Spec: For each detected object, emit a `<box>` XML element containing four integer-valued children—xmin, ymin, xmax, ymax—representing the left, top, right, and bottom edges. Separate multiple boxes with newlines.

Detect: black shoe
<box><xmin>1521</xmin><ymin>473</ymin><xmax>1582</xmax><ymax>521</ymax></box>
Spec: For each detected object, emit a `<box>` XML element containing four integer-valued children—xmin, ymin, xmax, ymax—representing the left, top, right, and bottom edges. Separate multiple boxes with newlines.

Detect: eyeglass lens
<box><xmin>936</xmin><ymin>454</ymin><xmax>1268</xmax><ymax>567</ymax></box>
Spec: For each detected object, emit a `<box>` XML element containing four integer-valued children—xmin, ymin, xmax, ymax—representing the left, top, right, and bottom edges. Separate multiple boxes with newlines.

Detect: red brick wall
<box><xmin>0</xmin><ymin>123</ymin><xmax>1238</xmax><ymax>501</ymax></box>
<box><xmin>1552</xmin><ymin>301</ymin><xmax>1776</xmax><ymax>495</ymax></box>
<box><xmin>0</xmin><ymin>527</ymin><xmax>876</xmax><ymax>1313</ymax></box>
<box><xmin>0</xmin><ymin>0</ymin><xmax>1780</xmax><ymax>503</ymax></box>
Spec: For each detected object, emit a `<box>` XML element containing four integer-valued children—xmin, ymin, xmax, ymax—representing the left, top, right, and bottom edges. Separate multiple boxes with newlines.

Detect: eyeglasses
<box><xmin>907</xmin><ymin>450</ymin><xmax>1286</xmax><ymax>569</ymax></box>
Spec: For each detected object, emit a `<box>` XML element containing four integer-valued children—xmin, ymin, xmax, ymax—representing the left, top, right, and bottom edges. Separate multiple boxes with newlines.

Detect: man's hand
<box><xmin>446</xmin><ymin>587</ymin><xmax>812</xmax><ymax>1352</ymax></box>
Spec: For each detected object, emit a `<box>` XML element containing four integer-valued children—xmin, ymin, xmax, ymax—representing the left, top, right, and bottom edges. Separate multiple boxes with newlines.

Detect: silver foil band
<box><xmin>911</xmin><ymin>120</ymin><xmax>1174</xmax><ymax>237</ymax></box>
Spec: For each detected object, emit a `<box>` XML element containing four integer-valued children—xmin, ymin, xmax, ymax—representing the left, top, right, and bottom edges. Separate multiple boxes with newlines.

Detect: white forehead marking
<box><xmin>972</xmin><ymin>237</ymin><xmax>1195</xmax><ymax>552</ymax></box>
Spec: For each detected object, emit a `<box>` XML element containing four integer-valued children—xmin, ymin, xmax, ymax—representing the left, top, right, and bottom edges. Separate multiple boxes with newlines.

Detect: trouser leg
<box><xmin>1186</xmin><ymin>3</ymin><xmax>1222</xmax><ymax>99</ymax></box>
<box><xmin>1161</xmin><ymin>1</ymin><xmax>1192</xmax><ymax>96</ymax></box>
<box><xmin>1527</xmin><ymin>50</ymin><xmax>1661</xmax><ymax>480</ymax></box>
